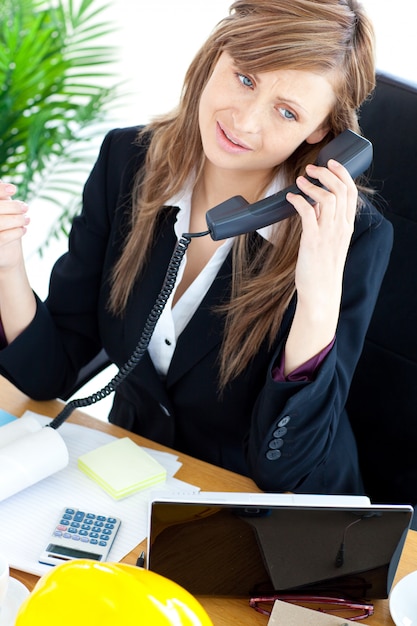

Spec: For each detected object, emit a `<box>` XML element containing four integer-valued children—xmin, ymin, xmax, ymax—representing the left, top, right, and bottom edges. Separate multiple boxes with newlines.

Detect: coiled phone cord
<box><xmin>49</xmin><ymin>230</ymin><xmax>209</xmax><ymax>430</ymax></box>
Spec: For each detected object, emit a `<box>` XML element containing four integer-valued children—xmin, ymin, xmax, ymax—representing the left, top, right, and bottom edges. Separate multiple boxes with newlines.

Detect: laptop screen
<box><xmin>148</xmin><ymin>499</ymin><xmax>412</xmax><ymax>599</ymax></box>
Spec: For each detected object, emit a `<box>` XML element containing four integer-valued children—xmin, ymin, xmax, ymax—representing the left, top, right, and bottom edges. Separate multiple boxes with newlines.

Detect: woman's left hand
<box><xmin>287</xmin><ymin>158</ymin><xmax>357</xmax><ymax>313</ymax></box>
<box><xmin>283</xmin><ymin>159</ymin><xmax>358</xmax><ymax>374</ymax></box>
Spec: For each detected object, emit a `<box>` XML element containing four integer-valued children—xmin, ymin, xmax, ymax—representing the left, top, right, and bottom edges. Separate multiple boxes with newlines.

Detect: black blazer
<box><xmin>0</xmin><ymin>127</ymin><xmax>393</xmax><ymax>495</ymax></box>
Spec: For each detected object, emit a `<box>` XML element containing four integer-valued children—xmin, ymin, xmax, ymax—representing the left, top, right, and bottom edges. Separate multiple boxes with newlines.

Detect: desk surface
<box><xmin>1</xmin><ymin>375</ymin><xmax>414</xmax><ymax>626</ymax></box>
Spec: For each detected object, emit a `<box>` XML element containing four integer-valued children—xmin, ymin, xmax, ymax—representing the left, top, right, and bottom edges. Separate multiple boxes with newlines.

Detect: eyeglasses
<box><xmin>249</xmin><ymin>594</ymin><xmax>374</xmax><ymax>620</ymax></box>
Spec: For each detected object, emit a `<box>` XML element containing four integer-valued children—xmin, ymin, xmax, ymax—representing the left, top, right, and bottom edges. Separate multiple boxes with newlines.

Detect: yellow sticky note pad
<box><xmin>78</xmin><ymin>437</ymin><xmax>167</xmax><ymax>499</ymax></box>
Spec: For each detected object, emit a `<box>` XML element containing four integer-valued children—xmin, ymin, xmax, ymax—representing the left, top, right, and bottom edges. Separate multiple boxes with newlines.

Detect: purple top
<box><xmin>0</xmin><ymin>322</ymin><xmax>6</xmax><ymax>350</ymax></box>
<box><xmin>272</xmin><ymin>337</ymin><xmax>335</xmax><ymax>382</ymax></box>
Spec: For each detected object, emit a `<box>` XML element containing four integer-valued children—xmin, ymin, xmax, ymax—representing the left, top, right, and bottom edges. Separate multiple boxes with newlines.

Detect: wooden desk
<box><xmin>1</xmin><ymin>375</ymin><xmax>415</xmax><ymax>625</ymax></box>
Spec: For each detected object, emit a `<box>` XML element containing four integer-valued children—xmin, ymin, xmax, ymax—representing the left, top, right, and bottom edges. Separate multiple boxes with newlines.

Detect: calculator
<box><xmin>39</xmin><ymin>507</ymin><xmax>121</xmax><ymax>566</ymax></box>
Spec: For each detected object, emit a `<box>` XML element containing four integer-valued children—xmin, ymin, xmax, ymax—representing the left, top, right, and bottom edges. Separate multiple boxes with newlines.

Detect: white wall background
<box><xmin>22</xmin><ymin>0</ymin><xmax>417</xmax><ymax>418</ymax></box>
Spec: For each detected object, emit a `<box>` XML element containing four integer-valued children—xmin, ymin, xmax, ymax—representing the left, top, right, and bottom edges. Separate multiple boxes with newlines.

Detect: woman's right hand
<box><xmin>0</xmin><ymin>181</ymin><xmax>30</xmax><ymax>271</ymax></box>
<box><xmin>0</xmin><ymin>181</ymin><xmax>37</xmax><ymax>344</ymax></box>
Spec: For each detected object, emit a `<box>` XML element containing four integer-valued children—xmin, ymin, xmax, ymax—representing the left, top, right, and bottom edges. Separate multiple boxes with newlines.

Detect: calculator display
<box><xmin>45</xmin><ymin>544</ymin><xmax>102</xmax><ymax>560</ymax></box>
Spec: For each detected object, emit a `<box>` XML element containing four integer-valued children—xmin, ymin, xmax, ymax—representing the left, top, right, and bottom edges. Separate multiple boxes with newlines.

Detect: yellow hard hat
<box><xmin>15</xmin><ymin>559</ymin><xmax>213</xmax><ymax>625</ymax></box>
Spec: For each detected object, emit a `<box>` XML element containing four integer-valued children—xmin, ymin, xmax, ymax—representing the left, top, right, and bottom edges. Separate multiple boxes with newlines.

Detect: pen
<box><xmin>136</xmin><ymin>551</ymin><xmax>145</xmax><ymax>568</ymax></box>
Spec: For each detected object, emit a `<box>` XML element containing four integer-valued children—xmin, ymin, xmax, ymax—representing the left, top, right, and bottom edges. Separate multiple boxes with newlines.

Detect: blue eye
<box><xmin>237</xmin><ymin>73</ymin><xmax>254</xmax><ymax>88</ymax></box>
<box><xmin>278</xmin><ymin>107</ymin><xmax>296</xmax><ymax>121</ymax></box>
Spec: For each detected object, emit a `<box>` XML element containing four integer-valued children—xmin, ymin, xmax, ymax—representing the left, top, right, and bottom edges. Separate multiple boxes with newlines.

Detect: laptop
<box><xmin>147</xmin><ymin>491</ymin><xmax>413</xmax><ymax>599</ymax></box>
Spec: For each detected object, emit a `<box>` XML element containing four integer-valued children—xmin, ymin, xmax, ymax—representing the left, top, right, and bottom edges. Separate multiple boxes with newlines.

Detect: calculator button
<box><xmin>51</xmin><ymin>509</ymin><xmax>120</xmax><ymax>560</ymax></box>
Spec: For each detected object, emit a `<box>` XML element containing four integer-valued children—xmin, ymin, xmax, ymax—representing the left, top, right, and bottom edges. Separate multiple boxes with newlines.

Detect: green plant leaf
<box><xmin>0</xmin><ymin>0</ymin><xmax>121</xmax><ymax>249</ymax></box>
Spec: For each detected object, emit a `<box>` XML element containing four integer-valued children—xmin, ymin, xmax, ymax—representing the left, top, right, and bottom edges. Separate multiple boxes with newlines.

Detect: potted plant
<box><xmin>0</xmin><ymin>0</ymin><xmax>119</xmax><ymax>247</ymax></box>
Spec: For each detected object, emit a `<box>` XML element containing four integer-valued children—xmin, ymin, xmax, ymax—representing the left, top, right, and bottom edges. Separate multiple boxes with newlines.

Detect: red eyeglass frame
<box><xmin>249</xmin><ymin>594</ymin><xmax>374</xmax><ymax>620</ymax></box>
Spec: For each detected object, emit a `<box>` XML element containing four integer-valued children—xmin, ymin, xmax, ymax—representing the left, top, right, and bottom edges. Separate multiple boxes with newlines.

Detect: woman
<box><xmin>0</xmin><ymin>0</ymin><xmax>392</xmax><ymax>494</ymax></box>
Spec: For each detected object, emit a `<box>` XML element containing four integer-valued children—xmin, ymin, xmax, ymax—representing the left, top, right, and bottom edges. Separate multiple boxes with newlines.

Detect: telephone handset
<box><xmin>205</xmin><ymin>129</ymin><xmax>373</xmax><ymax>241</ymax></box>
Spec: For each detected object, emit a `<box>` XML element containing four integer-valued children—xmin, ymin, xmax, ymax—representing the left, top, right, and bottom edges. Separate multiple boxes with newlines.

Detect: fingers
<box><xmin>306</xmin><ymin>159</ymin><xmax>358</xmax><ymax>213</ymax></box>
<box><xmin>286</xmin><ymin>160</ymin><xmax>358</xmax><ymax>224</ymax></box>
<box><xmin>0</xmin><ymin>181</ymin><xmax>17</xmax><ymax>201</ymax></box>
<box><xmin>0</xmin><ymin>182</ymin><xmax>30</xmax><ymax>241</ymax></box>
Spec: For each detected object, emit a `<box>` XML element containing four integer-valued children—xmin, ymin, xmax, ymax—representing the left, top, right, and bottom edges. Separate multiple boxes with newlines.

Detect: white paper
<box><xmin>0</xmin><ymin>411</ymin><xmax>199</xmax><ymax>577</ymax></box>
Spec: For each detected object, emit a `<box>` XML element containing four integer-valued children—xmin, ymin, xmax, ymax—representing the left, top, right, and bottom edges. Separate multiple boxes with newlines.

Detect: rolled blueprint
<box><xmin>0</xmin><ymin>415</ymin><xmax>43</xmax><ymax>448</ymax></box>
<box><xmin>0</xmin><ymin>426</ymin><xmax>69</xmax><ymax>502</ymax></box>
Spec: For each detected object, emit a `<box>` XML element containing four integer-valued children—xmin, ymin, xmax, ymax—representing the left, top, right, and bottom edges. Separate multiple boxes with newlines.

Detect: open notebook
<box><xmin>147</xmin><ymin>491</ymin><xmax>413</xmax><ymax>600</ymax></box>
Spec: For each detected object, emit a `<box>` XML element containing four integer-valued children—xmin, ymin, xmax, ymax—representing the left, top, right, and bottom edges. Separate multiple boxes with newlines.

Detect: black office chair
<box><xmin>347</xmin><ymin>71</ymin><xmax>417</xmax><ymax>506</ymax></box>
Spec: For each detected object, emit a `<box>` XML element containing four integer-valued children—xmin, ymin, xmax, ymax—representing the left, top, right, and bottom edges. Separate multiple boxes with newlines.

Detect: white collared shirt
<box><xmin>147</xmin><ymin>175</ymin><xmax>284</xmax><ymax>376</ymax></box>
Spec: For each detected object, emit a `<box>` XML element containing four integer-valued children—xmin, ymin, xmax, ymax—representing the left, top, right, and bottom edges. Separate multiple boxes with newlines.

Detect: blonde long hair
<box><xmin>109</xmin><ymin>0</ymin><xmax>376</xmax><ymax>386</ymax></box>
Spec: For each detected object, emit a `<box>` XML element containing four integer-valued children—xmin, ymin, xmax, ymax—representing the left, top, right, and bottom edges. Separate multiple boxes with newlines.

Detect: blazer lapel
<box><xmin>166</xmin><ymin>251</ymin><xmax>233</xmax><ymax>386</ymax></box>
<box><xmin>126</xmin><ymin>206</ymin><xmax>261</xmax><ymax>388</ymax></box>
<box><xmin>167</xmin><ymin>230</ymin><xmax>272</xmax><ymax>386</ymax></box>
